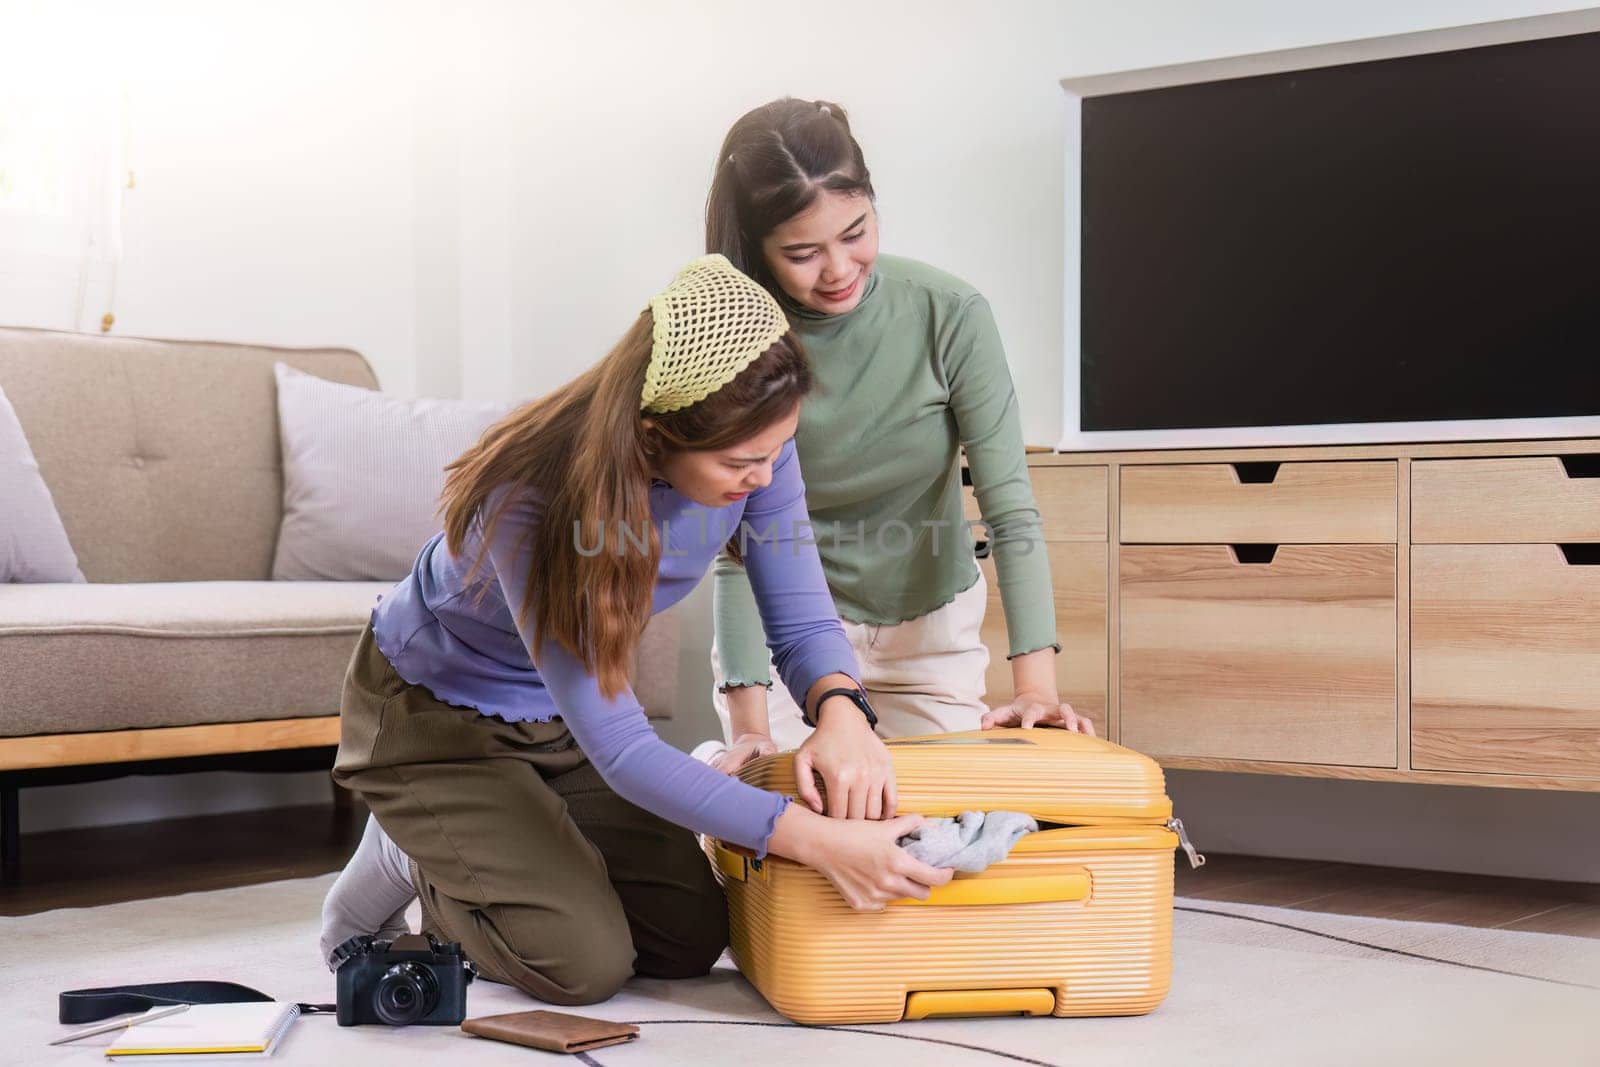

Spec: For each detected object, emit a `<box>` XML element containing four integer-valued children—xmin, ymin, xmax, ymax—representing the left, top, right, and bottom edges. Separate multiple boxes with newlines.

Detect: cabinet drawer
<box><xmin>1412</xmin><ymin>544</ymin><xmax>1600</xmax><ymax>778</ymax></box>
<box><xmin>1412</xmin><ymin>456</ymin><xmax>1600</xmax><ymax>543</ymax></box>
<box><xmin>1120</xmin><ymin>544</ymin><xmax>1397</xmax><ymax>766</ymax></box>
<box><xmin>1120</xmin><ymin>461</ymin><xmax>1396</xmax><ymax>544</ymax></box>
<box><xmin>977</xmin><ymin>543</ymin><xmax>1108</xmax><ymax>737</ymax></box>
<box><xmin>962</xmin><ymin>466</ymin><xmax>1107</xmax><ymax>542</ymax></box>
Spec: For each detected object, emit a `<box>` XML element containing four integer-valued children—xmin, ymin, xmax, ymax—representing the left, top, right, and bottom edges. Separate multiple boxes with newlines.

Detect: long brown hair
<box><xmin>705</xmin><ymin>97</ymin><xmax>875</xmax><ymax>293</ymax></box>
<box><xmin>441</xmin><ymin>315</ymin><xmax>812</xmax><ymax>699</ymax></box>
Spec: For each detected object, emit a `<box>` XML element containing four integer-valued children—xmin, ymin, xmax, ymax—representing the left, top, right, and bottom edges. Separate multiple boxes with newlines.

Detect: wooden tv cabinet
<box><xmin>966</xmin><ymin>437</ymin><xmax>1600</xmax><ymax>792</ymax></box>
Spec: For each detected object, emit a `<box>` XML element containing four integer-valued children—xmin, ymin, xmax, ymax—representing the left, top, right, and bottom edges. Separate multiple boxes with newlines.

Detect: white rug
<box><xmin>9</xmin><ymin>875</ymin><xmax>1597</xmax><ymax>1067</ymax></box>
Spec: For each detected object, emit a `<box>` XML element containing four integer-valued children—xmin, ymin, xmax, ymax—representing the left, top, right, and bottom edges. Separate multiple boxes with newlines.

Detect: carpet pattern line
<box><xmin>606</xmin><ymin>1021</ymin><xmax>1060</xmax><ymax>1065</ymax></box>
<box><xmin>1175</xmin><ymin>905</ymin><xmax>1600</xmax><ymax>991</ymax></box>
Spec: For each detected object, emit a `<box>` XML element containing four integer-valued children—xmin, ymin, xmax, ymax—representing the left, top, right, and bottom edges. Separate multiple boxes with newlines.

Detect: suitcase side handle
<box><xmin>711</xmin><ymin>842</ymin><xmax>765</xmax><ymax>883</ymax></box>
<box><xmin>895</xmin><ymin>869</ymin><xmax>1090</xmax><ymax>907</ymax></box>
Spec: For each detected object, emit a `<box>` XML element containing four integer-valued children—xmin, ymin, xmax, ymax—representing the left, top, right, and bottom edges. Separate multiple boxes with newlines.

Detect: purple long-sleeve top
<box><xmin>370</xmin><ymin>439</ymin><xmax>858</xmax><ymax>856</ymax></box>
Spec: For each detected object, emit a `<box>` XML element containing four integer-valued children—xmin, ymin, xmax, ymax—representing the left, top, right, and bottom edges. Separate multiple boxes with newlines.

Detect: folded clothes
<box><xmin>897</xmin><ymin>810</ymin><xmax>1039</xmax><ymax>873</ymax></box>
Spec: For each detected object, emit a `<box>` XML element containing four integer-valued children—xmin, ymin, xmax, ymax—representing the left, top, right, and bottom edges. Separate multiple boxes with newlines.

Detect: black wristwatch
<box><xmin>803</xmin><ymin>686</ymin><xmax>879</xmax><ymax>730</ymax></box>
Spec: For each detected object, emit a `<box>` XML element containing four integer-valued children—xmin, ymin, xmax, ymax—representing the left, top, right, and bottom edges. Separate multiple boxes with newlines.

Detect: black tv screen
<box><xmin>1081</xmin><ymin>30</ymin><xmax>1600</xmax><ymax>433</ymax></box>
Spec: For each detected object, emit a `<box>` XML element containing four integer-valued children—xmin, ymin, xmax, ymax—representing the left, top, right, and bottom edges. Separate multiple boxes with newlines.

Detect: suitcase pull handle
<box><xmin>895</xmin><ymin>869</ymin><xmax>1090</xmax><ymax>907</ymax></box>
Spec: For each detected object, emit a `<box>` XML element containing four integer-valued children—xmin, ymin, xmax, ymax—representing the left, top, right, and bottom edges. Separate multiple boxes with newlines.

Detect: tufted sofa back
<box><xmin>0</xmin><ymin>327</ymin><xmax>378</xmax><ymax>582</ymax></box>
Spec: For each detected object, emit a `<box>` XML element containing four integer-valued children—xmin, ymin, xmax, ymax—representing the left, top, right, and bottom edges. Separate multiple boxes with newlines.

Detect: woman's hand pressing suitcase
<box><xmin>768</xmin><ymin>806</ymin><xmax>953</xmax><ymax>911</ymax></box>
<box><xmin>793</xmin><ymin>701</ymin><xmax>898</xmax><ymax>821</ymax></box>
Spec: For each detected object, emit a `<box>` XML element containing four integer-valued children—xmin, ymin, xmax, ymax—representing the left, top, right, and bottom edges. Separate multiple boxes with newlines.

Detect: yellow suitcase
<box><xmin>706</xmin><ymin>728</ymin><xmax>1202</xmax><ymax>1025</ymax></box>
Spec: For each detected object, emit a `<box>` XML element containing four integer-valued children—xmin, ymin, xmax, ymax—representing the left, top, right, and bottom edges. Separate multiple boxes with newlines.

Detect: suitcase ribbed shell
<box><xmin>741</xmin><ymin>729</ymin><xmax>1172</xmax><ymax>825</ymax></box>
<box><xmin>709</xmin><ymin>728</ymin><xmax>1181</xmax><ymax>1024</ymax></box>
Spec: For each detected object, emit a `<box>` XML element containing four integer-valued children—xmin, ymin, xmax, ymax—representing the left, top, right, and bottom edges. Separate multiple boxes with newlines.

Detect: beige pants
<box><xmin>705</xmin><ymin>569</ymin><xmax>992</xmax><ymax>753</ymax></box>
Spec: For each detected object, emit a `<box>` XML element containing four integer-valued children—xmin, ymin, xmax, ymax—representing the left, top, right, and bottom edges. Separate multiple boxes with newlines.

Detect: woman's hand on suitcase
<box><xmin>823</xmin><ymin>815</ymin><xmax>955</xmax><ymax>910</ymax></box>
<box><xmin>709</xmin><ymin>732</ymin><xmax>779</xmax><ymax>775</ymax></box>
<box><xmin>793</xmin><ymin>714</ymin><xmax>898</xmax><ymax>821</ymax></box>
<box><xmin>982</xmin><ymin>694</ymin><xmax>1096</xmax><ymax>735</ymax></box>
<box><xmin>777</xmin><ymin>808</ymin><xmax>954</xmax><ymax>910</ymax></box>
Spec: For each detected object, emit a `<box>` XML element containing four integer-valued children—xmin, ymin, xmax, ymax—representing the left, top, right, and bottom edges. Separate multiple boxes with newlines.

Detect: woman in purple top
<box><xmin>318</xmin><ymin>255</ymin><xmax>951</xmax><ymax>1007</ymax></box>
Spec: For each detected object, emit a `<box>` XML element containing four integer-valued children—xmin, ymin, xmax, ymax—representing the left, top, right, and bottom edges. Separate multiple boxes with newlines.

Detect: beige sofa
<box><xmin>0</xmin><ymin>326</ymin><xmax>677</xmax><ymax>878</ymax></box>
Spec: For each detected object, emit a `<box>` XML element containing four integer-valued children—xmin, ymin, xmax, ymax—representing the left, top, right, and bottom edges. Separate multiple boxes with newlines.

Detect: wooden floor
<box><xmin>1174</xmin><ymin>850</ymin><xmax>1600</xmax><ymax>938</ymax></box>
<box><xmin>0</xmin><ymin>800</ymin><xmax>373</xmax><ymax>915</ymax></box>
<box><xmin>3</xmin><ymin>803</ymin><xmax>1598</xmax><ymax>938</ymax></box>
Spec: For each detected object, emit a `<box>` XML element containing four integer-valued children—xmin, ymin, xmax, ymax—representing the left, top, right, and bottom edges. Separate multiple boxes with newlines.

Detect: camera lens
<box><xmin>373</xmin><ymin>961</ymin><xmax>440</xmax><ymax>1026</ymax></box>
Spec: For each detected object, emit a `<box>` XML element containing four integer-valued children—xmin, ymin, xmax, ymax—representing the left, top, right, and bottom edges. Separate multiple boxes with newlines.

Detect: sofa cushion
<box><xmin>271</xmin><ymin>363</ymin><xmax>511</xmax><ymax>581</ymax></box>
<box><xmin>0</xmin><ymin>327</ymin><xmax>378</xmax><ymax>582</ymax></box>
<box><xmin>0</xmin><ymin>582</ymin><xmax>681</xmax><ymax>737</ymax></box>
<box><xmin>0</xmin><ymin>582</ymin><xmax>388</xmax><ymax>737</ymax></box>
<box><xmin>0</xmin><ymin>384</ymin><xmax>85</xmax><ymax>582</ymax></box>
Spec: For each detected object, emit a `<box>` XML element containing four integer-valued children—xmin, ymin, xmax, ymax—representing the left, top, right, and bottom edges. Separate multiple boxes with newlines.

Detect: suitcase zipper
<box><xmin>1166</xmin><ymin>817</ymin><xmax>1207</xmax><ymax>869</ymax></box>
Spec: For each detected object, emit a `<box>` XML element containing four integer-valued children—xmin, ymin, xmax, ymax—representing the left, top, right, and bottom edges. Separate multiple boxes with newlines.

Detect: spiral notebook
<box><xmin>105</xmin><ymin>1002</ymin><xmax>299</xmax><ymax>1058</ymax></box>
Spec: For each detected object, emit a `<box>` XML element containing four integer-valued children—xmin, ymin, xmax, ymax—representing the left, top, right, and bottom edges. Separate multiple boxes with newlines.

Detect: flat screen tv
<box><xmin>1061</xmin><ymin>13</ymin><xmax>1600</xmax><ymax>450</ymax></box>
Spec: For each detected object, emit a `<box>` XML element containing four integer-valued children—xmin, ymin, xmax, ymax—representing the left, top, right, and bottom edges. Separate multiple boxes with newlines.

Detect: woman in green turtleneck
<box><xmin>693</xmin><ymin>97</ymin><xmax>1093</xmax><ymax>820</ymax></box>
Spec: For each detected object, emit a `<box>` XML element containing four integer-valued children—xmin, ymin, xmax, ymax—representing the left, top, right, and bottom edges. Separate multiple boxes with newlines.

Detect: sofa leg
<box><xmin>1</xmin><ymin>779</ymin><xmax>18</xmax><ymax>883</ymax></box>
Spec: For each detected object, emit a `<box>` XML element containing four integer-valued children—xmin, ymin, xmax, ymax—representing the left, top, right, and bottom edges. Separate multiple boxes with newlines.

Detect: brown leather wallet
<box><xmin>461</xmin><ymin>1009</ymin><xmax>640</xmax><ymax>1054</ymax></box>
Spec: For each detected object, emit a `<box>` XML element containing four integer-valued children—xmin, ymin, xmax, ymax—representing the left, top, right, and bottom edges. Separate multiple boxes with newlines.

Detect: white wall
<box><xmin>10</xmin><ymin>0</ymin><xmax>1588</xmax><ymax>424</ymax></box>
<box><xmin>9</xmin><ymin>0</ymin><xmax>1597</xmax><ymax>879</ymax></box>
<box><xmin>1</xmin><ymin>3</ymin><xmax>424</xmax><ymax>392</ymax></box>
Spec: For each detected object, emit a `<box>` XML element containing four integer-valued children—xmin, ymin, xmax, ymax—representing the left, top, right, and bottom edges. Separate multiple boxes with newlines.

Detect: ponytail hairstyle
<box><xmin>705</xmin><ymin>97</ymin><xmax>875</xmax><ymax>293</ymax></box>
<box><xmin>440</xmin><ymin>318</ymin><xmax>812</xmax><ymax>700</ymax></box>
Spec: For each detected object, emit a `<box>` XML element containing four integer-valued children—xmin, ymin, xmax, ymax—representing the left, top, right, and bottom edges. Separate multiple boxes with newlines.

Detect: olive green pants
<box><xmin>331</xmin><ymin>624</ymin><xmax>727</xmax><ymax>1005</ymax></box>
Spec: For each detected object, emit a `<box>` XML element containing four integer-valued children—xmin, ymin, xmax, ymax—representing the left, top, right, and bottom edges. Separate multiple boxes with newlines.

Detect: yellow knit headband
<box><xmin>640</xmin><ymin>254</ymin><xmax>790</xmax><ymax>414</ymax></box>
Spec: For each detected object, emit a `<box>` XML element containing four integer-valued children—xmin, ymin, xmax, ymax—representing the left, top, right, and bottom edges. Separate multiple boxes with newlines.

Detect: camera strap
<box><xmin>59</xmin><ymin>982</ymin><xmax>336</xmax><ymax>1024</ymax></box>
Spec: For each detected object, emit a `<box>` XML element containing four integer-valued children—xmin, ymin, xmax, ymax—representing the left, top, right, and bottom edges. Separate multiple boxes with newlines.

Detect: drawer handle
<box><xmin>1560</xmin><ymin>544</ymin><xmax>1600</xmax><ymax>566</ymax></box>
<box><xmin>1230</xmin><ymin>543</ymin><xmax>1279</xmax><ymax>564</ymax></box>
<box><xmin>1560</xmin><ymin>455</ymin><xmax>1600</xmax><ymax>479</ymax></box>
<box><xmin>1232</xmin><ymin>462</ymin><xmax>1281</xmax><ymax>484</ymax></box>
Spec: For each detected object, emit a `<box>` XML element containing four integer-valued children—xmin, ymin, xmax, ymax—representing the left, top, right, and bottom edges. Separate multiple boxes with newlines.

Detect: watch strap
<box><xmin>804</xmin><ymin>686</ymin><xmax>878</xmax><ymax>730</ymax></box>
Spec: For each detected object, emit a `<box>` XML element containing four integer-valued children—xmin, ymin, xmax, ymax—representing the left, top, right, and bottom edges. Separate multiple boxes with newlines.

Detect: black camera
<box><xmin>331</xmin><ymin>932</ymin><xmax>475</xmax><ymax>1027</ymax></box>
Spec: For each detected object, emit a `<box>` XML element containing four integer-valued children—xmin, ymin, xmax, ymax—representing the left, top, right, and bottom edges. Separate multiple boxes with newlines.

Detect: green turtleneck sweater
<box><xmin>713</xmin><ymin>254</ymin><xmax>1058</xmax><ymax>687</ymax></box>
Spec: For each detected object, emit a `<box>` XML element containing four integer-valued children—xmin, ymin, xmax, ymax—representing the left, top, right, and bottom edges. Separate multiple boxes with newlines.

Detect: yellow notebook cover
<box><xmin>105</xmin><ymin>1002</ymin><xmax>299</xmax><ymax>1058</ymax></box>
